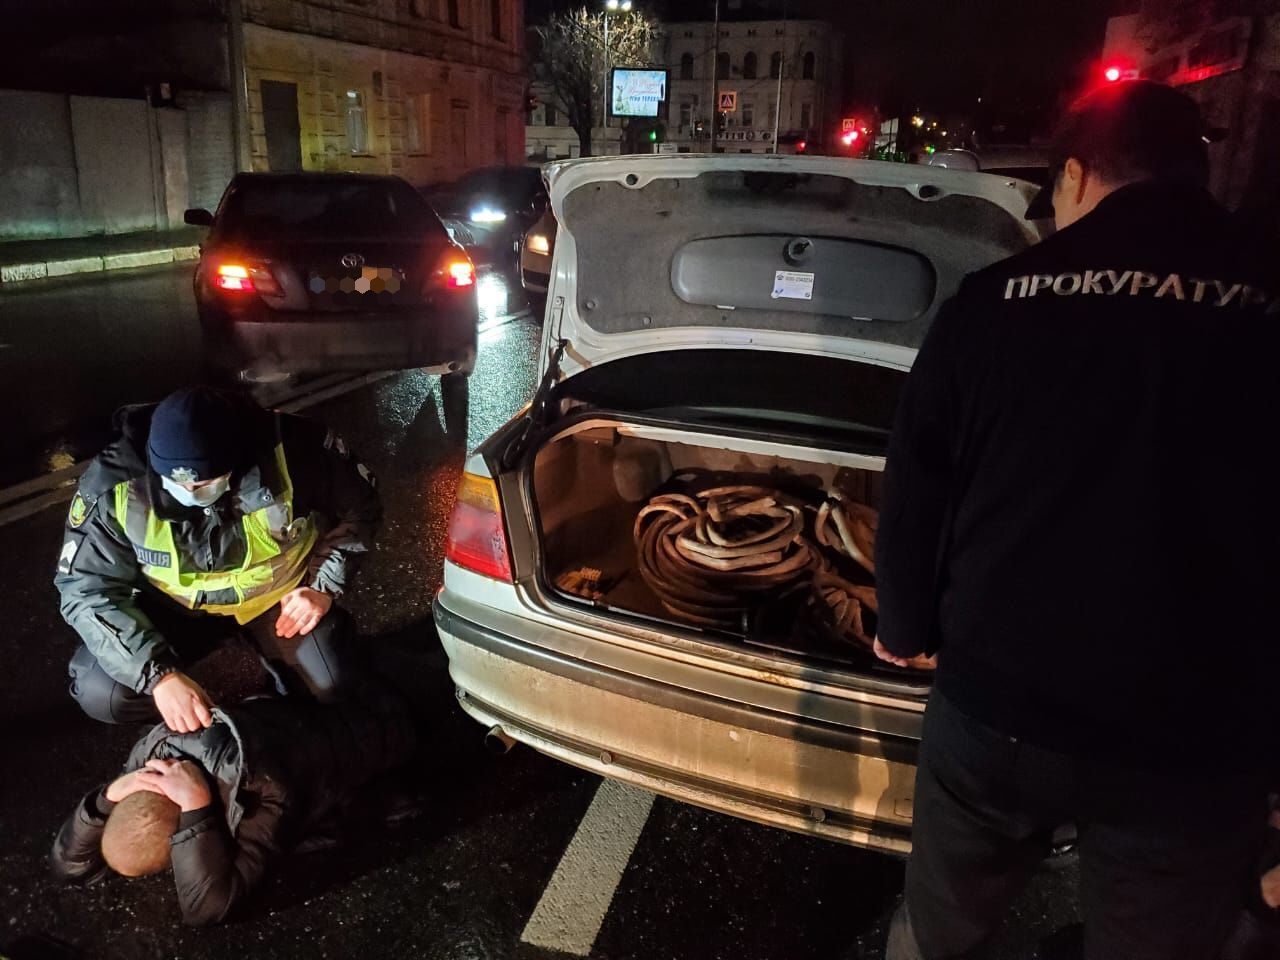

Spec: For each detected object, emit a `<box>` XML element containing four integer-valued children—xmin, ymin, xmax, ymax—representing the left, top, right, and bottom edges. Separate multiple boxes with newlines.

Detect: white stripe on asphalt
<box><xmin>520</xmin><ymin>779</ymin><xmax>655</xmax><ymax>956</ymax></box>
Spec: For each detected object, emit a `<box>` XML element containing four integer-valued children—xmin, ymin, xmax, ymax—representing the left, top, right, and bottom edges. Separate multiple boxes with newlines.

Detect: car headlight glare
<box><xmin>470</xmin><ymin>207</ymin><xmax>507</xmax><ymax>223</ymax></box>
<box><xmin>526</xmin><ymin>233</ymin><xmax>551</xmax><ymax>256</ymax></box>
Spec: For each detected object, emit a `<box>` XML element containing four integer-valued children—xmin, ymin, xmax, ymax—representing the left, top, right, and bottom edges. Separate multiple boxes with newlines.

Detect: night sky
<box><xmin>530</xmin><ymin>0</ymin><xmax>1126</xmax><ymax>137</ymax></box>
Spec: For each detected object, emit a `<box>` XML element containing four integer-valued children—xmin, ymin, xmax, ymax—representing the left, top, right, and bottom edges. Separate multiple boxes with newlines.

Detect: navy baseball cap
<box><xmin>147</xmin><ymin>388</ymin><xmax>250</xmax><ymax>483</ymax></box>
<box><xmin>1025</xmin><ymin>79</ymin><xmax>1210</xmax><ymax>221</ymax></box>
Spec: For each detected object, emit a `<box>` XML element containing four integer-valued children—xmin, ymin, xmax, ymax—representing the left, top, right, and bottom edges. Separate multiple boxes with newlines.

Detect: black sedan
<box><xmin>186</xmin><ymin>173</ymin><xmax>478</xmax><ymax>382</ymax></box>
<box><xmin>423</xmin><ymin>166</ymin><xmax>546</xmax><ymax>266</ymax></box>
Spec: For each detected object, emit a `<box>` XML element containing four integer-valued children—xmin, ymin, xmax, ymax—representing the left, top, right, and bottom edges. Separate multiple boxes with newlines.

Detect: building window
<box><xmin>769</xmin><ymin>51</ymin><xmax>782</xmax><ymax>79</ymax></box>
<box><xmin>742</xmin><ymin>106</ymin><xmax>753</xmax><ymax>127</ymax></box>
<box><xmin>680</xmin><ymin>102</ymin><xmax>692</xmax><ymax>128</ymax></box>
<box><xmin>800</xmin><ymin>102</ymin><xmax>811</xmax><ymax>130</ymax></box>
<box><xmin>447</xmin><ymin>0</ymin><xmax>461</xmax><ymax>28</ymax></box>
<box><xmin>747</xmin><ymin>29</ymin><xmax>757</xmax><ymax>37</ymax></box>
<box><xmin>490</xmin><ymin>0</ymin><xmax>503</xmax><ymax>39</ymax></box>
<box><xmin>802</xmin><ymin>52</ymin><xmax>815</xmax><ymax>79</ymax></box>
<box><xmin>344</xmin><ymin>89</ymin><xmax>369</xmax><ymax>154</ymax></box>
<box><xmin>545</xmin><ymin>103</ymin><xmax>558</xmax><ymax>126</ymax></box>
<box><xmin>407</xmin><ymin>93</ymin><xmax>431</xmax><ymax>154</ymax></box>
<box><xmin>742</xmin><ymin>51</ymin><xmax>757</xmax><ymax>79</ymax></box>
<box><xmin>680</xmin><ymin>52</ymin><xmax>694</xmax><ymax>80</ymax></box>
<box><xmin>768</xmin><ymin>103</ymin><xmax>776</xmax><ymax>128</ymax></box>
<box><xmin>684</xmin><ymin>30</ymin><xmax>693</xmax><ymax>38</ymax></box>
<box><xmin>716</xmin><ymin>52</ymin><xmax>730</xmax><ymax>79</ymax></box>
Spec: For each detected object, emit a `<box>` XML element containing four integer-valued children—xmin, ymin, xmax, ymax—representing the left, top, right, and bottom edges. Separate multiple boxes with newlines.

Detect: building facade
<box><xmin>240</xmin><ymin>0</ymin><xmax>527</xmax><ymax>183</ymax></box>
<box><xmin>525</xmin><ymin>16</ymin><xmax>844</xmax><ymax>161</ymax></box>
<box><xmin>1103</xmin><ymin>9</ymin><xmax>1280</xmax><ymax>235</ymax></box>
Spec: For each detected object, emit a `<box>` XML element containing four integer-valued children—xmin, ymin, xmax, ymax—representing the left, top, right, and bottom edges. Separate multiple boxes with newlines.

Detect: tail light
<box><xmin>214</xmin><ymin>260</ymin><xmax>282</xmax><ymax>296</ymax></box>
<box><xmin>445</xmin><ymin>472</ymin><xmax>513</xmax><ymax>582</ymax></box>
<box><xmin>427</xmin><ymin>249</ymin><xmax>476</xmax><ymax>291</ymax></box>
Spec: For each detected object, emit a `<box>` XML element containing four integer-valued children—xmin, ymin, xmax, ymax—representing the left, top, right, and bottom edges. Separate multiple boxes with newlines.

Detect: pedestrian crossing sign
<box><xmin>718</xmin><ymin>91</ymin><xmax>737</xmax><ymax>112</ymax></box>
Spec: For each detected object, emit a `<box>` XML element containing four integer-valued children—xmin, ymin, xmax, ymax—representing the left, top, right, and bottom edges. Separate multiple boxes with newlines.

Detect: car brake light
<box><xmin>445</xmin><ymin>472</ymin><xmax>512</xmax><ymax>582</ymax></box>
<box><xmin>214</xmin><ymin>260</ymin><xmax>282</xmax><ymax>296</ymax></box>
<box><xmin>449</xmin><ymin>260</ymin><xmax>476</xmax><ymax>288</ymax></box>
<box><xmin>428</xmin><ymin>250</ymin><xmax>476</xmax><ymax>291</ymax></box>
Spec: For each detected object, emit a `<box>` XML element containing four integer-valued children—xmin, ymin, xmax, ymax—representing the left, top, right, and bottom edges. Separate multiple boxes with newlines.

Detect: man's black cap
<box><xmin>147</xmin><ymin>387</ymin><xmax>252</xmax><ymax>483</ymax></box>
<box><xmin>1026</xmin><ymin>79</ymin><xmax>1209</xmax><ymax>221</ymax></box>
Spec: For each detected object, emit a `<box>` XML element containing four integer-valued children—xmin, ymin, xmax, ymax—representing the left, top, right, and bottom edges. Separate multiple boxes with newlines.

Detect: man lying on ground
<box><xmin>49</xmin><ymin>681</ymin><xmax>416</xmax><ymax>926</ymax></box>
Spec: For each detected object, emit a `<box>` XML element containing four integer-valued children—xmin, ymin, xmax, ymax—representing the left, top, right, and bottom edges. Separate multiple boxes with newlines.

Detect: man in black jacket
<box><xmin>876</xmin><ymin>81</ymin><xmax>1280</xmax><ymax>959</ymax></box>
<box><xmin>50</xmin><ymin>684</ymin><xmax>417</xmax><ymax>926</ymax></box>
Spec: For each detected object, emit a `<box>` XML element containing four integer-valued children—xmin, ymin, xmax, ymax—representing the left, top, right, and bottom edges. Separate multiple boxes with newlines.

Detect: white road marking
<box><xmin>520</xmin><ymin>778</ymin><xmax>655</xmax><ymax>956</ymax></box>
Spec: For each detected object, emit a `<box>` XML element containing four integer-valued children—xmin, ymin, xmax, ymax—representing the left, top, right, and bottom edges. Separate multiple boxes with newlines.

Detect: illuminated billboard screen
<box><xmin>610</xmin><ymin>68</ymin><xmax>668</xmax><ymax>118</ymax></box>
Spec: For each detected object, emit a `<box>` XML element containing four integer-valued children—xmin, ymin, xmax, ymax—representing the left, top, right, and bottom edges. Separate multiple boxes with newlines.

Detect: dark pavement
<box><xmin>0</xmin><ymin>269</ymin><xmax>1078</xmax><ymax>960</ymax></box>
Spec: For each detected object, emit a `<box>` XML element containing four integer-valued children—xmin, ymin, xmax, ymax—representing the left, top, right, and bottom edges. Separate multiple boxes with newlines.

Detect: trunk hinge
<box><xmin>501</xmin><ymin>302</ymin><xmax>567</xmax><ymax>470</ymax></box>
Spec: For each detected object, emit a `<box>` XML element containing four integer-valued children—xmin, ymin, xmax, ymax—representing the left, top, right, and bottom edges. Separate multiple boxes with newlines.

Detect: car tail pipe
<box><xmin>485</xmin><ymin>725</ymin><xmax>518</xmax><ymax>755</ymax></box>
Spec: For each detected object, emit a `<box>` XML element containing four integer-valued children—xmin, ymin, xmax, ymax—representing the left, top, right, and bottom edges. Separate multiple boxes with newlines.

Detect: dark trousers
<box><xmin>68</xmin><ymin>593</ymin><xmax>365</xmax><ymax>724</ymax></box>
<box><xmin>890</xmin><ymin>690</ymin><xmax>1267</xmax><ymax>960</ymax></box>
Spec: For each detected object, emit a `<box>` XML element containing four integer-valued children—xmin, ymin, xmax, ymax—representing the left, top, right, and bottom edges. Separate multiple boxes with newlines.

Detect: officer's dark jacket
<box><xmin>876</xmin><ymin>180</ymin><xmax>1280</xmax><ymax>764</ymax></box>
<box><xmin>50</xmin><ymin>686</ymin><xmax>416</xmax><ymax>926</ymax></box>
<box><xmin>54</xmin><ymin>402</ymin><xmax>382</xmax><ymax>693</ymax></box>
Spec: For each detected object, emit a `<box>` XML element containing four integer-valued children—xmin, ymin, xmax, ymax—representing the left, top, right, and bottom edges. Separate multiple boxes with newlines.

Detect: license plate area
<box><xmin>308</xmin><ymin>266</ymin><xmax>406</xmax><ymax>296</ymax></box>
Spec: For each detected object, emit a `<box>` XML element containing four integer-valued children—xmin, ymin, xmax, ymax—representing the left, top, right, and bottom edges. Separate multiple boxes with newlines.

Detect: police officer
<box><xmin>876</xmin><ymin>81</ymin><xmax>1280</xmax><ymax>959</ymax></box>
<box><xmin>56</xmin><ymin>387</ymin><xmax>381</xmax><ymax>731</ymax></box>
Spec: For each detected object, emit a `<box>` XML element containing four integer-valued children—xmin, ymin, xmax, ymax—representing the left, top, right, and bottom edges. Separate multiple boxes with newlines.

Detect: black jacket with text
<box><xmin>876</xmin><ymin>180</ymin><xmax>1280</xmax><ymax>766</ymax></box>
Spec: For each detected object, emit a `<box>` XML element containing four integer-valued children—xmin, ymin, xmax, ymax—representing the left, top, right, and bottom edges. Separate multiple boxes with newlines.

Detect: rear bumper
<box><xmin>434</xmin><ymin>585</ymin><xmax>920</xmax><ymax>855</ymax></box>
<box><xmin>199</xmin><ymin>299</ymin><xmax>477</xmax><ymax>374</ymax></box>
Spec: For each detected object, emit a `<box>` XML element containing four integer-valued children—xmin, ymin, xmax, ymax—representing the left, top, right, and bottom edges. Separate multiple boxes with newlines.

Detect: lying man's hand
<box><xmin>275</xmin><ymin>586</ymin><xmax>334</xmax><ymax>639</ymax></box>
<box><xmin>135</xmin><ymin>759</ymin><xmax>213</xmax><ymax>812</ymax></box>
<box><xmin>105</xmin><ymin>769</ymin><xmax>167</xmax><ymax>803</ymax></box>
<box><xmin>153</xmin><ymin>672</ymin><xmax>214</xmax><ymax>733</ymax></box>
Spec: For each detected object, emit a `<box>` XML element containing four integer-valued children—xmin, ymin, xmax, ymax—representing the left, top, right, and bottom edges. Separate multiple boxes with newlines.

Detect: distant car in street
<box><xmin>434</xmin><ymin>155</ymin><xmax>1046</xmax><ymax>856</ymax></box>
<box><xmin>423</xmin><ymin>166</ymin><xmax>547</xmax><ymax>267</ymax></box>
<box><xmin>922</xmin><ymin>144</ymin><xmax>1051</xmax><ymax>187</ymax></box>
<box><xmin>186</xmin><ymin>173</ymin><xmax>478</xmax><ymax>383</ymax></box>
<box><xmin>518</xmin><ymin>207</ymin><xmax>556</xmax><ymax>317</ymax></box>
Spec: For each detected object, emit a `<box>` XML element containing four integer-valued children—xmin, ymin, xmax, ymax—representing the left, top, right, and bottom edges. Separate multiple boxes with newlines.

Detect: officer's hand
<box><xmin>105</xmin><ymin>769</ymin><xmax>167</xmax><ymax>803</ymax></box>
<box><xmin>152</xmin><ymin>672</ymin><xmax>215</xmax><ymax>733</ymax></box>
<box><xmin>135</xmin><ymin>759</ymin><xmax>213</xmax><ymax>813</ymax></box>
<box><xmin>276</xmin><ymin>587</ymin><xmax>333</xmax><ymax>639</ymax></box>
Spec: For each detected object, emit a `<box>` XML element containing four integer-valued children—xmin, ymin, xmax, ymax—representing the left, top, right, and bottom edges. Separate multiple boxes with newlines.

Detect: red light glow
<box><xmin>1104</xmin><ymin>66</ymin><xmax>1122</xmax><ymax>82</ymax></box>
<box><xmin>448</xmin><ymin>260</ymin><xmax>476</xmax><ymax>288</ymax></box>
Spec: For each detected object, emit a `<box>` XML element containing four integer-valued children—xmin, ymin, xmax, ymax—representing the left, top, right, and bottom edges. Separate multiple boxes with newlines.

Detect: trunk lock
<box><xmin>784</xmin><ymin>236</ymin><xmax>814</xmax><ymax>265</ymax></box>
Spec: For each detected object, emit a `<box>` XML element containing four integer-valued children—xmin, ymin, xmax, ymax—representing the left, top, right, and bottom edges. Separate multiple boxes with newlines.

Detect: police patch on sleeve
<box><xmin>67</xmin><ymin>492</ymin><xmax>93</xmax><ymax>528</ymax></box>
<box><xmin>57</xmin><ymin>537</ymin><xmax>81</xmax><ymax>575</ymax></box>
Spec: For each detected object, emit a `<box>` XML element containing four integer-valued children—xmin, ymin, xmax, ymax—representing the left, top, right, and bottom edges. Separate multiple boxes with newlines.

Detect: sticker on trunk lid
<box><xmin>772</xmin><ymin>270</ymin><xmax>814</xmax><ymax>300</ymax></box>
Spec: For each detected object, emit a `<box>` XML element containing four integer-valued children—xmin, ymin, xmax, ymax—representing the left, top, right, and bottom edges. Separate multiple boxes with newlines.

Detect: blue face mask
<box><xmin>161</xmin><ymin>473</ymin><xmax>231</xmax><ymax>508</ymax></box>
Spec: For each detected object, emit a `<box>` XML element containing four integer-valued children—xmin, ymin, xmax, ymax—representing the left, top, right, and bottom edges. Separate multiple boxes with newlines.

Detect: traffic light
<box><xmin>796</xmin><ymin>139</ymin><xmax>807</xmax><ymax>153</ymax></box>
<box><xmin>648</xmin><ymin>129</ymin><xmax>658</xmax><ymax>142</ymax></box>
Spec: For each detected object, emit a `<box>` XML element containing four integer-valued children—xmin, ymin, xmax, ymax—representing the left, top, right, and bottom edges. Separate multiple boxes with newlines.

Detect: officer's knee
<box><xmin>296</xmin><ymin>607</ymin><xmax>365</xmax><ymax>702</ymax></box>
<box><xmin>68</xmin><ymin>646</ymin><xmax>152</xmax><ymax>724</ymax></box>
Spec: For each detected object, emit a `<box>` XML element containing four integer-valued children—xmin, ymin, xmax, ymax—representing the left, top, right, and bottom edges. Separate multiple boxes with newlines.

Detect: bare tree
<box><xmin>534</xmin><ymin>7</ymin><xmax>657</xmax><ymax>158</ymax></box>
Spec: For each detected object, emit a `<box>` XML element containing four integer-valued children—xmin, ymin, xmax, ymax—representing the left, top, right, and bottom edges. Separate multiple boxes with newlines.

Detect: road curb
<box><xmin>0</xmin><ymin>245</ymin><xmax>200</xmax><ymax>287</ymax></box>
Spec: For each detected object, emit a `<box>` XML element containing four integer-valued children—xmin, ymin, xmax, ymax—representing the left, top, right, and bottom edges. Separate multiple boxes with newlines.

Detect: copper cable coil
<box><xmin>633</xmin><ymin>486</ymin><xmax>821</xmax><ymax>627</ymax></box>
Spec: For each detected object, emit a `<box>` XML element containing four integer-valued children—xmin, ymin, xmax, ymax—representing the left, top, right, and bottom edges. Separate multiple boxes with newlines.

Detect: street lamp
<box><xmin>603</xmin><ymin>0</ymin><xmax>634</xmax><ymax>141</ymax></box>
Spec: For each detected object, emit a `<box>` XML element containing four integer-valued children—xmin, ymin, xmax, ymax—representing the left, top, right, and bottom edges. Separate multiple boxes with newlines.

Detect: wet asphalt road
<box><xmin>0</xmin><ymin>268</ymin><xmax>1078</xmax><ymax>960</ymax></box>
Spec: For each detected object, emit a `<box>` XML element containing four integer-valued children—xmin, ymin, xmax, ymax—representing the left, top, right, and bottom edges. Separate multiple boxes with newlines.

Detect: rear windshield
<box><xmin>218</xmin><ymin>179</ymin><xmax>444</xmax><ymax>240</ymax></box>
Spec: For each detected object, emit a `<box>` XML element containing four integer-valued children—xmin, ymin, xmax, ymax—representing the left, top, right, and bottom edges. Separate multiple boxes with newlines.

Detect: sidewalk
<box><xmin>0</xmin><ymin>226</ymin><xmax>206</xmax><ymax>287</ymax></box>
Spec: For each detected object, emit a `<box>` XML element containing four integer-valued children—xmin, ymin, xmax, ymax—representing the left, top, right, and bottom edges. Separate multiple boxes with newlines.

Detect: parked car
<box><xmin>423</xmin><ymin>166</ymin><xmax>547</xmax><ymax>266</ymax></box>
<box><xmin>434</xmin><ymin>155</ymin><xmax>1045</xmax><ymax>854</ymax></box>
<box><xmin>186</xmin><ymin>172</ymin><xmax>478</xmax><ymax>382</ymax></box>
<box><xmin>922</xmin><ymin>144</ymin><xmax>1051</xmax><ymax>187</ymax></box>
<box><xmin>518</xmin><ymin>206</ymin><xmax>556</xmax><ymax>317</ymax></box>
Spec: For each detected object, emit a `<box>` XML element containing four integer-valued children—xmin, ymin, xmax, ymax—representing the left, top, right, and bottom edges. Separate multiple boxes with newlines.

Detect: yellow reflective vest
<box><xmin>113</xmin><ymin>442</ymin><xmax>318</xmax><ymax>624</ymax></box>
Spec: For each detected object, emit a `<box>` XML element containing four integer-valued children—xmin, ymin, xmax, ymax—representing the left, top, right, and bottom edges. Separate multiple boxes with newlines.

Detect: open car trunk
<box><xmin>529</xmin><ymin>413</ymin><xmax>931</xmax><ymax>686</ymax></box>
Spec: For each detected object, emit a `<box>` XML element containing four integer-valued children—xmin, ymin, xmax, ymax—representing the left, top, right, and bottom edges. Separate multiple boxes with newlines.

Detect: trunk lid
<box><xmin>542</xmin><ymin>155</ymin><xmax>1045</xmax><ymax>380</ymax></box>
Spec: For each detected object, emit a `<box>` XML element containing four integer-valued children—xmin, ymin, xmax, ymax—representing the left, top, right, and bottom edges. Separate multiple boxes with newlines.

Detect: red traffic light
<box><xmin>1104</xmin><ymin>65</ymin><xmax>1122</xmax><ymax>82</ymax></box>
<box><xmin>796</xmin><ymin>139</ymin><xmax>807</xmax><ymax>153</ymax></box>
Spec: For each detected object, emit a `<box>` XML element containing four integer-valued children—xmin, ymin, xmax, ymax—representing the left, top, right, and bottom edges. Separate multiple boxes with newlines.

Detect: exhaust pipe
<box><xmin>484</xmin><ymin>725</ymin><xmax>517</xmax><ymax>755</ymax></box>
